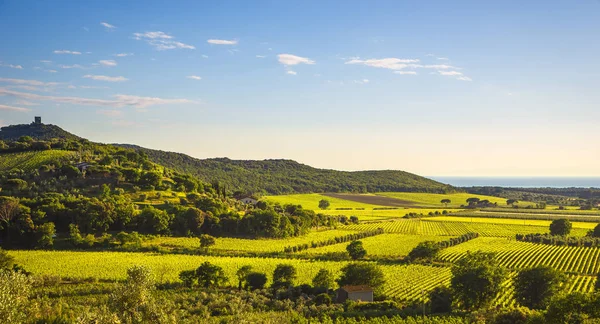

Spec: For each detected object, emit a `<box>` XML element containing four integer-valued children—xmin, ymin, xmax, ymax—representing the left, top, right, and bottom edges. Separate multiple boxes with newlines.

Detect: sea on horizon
<box><xmin>429</xmin><ymin>177</ymin><xmax>600</xmax><ymax>188</ymax></box>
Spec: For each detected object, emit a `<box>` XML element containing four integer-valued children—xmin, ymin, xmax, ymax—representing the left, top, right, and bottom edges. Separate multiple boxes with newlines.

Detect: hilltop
<box><xmin>0</xmin><ymin>121</ymin><xmax>454</xmax><ymax>195</ymax></box>
<box><xmin>0</xmin><ymin>123</ymin><xmax>81</xmax><ymax>141</ymax></box>
<box><xmin>116</xmin><ymin>144</ymin><xmax>455</xmax><ymax>195</ymax></box>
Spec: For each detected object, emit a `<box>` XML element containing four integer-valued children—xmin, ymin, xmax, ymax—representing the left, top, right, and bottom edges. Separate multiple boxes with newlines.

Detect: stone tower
<box><xmin>34</xmin><ymin>116</ymin><xmax>42</xmax><ymax>125</ymax></box>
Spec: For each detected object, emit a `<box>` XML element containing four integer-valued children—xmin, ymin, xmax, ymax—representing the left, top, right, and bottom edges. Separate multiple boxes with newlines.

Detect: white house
<box><xmin>336</xmin><ymin>285</ymin><xmax>374</xmax><ymax>303</ymax></box>
<box><xmin>239</xmin><ymin>197</ymin><xmax>258</xmax><ymax>205</ymax></box>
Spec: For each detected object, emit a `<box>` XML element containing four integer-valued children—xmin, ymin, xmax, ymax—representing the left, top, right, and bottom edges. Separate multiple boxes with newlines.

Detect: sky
<box><xmin>0</xmin><ymin>0</ymin><xmax>599</xmax><ymax>177</ymax></box>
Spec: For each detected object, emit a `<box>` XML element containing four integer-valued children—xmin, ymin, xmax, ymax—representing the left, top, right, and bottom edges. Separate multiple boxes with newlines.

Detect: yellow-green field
<box><xmin>427</xmin><ymin>216</ymin><xmax>598</xmax><ymax>230</ymax></box>
<box><xmin>264</xmin><ymin>193</ymin><xmax>380</xmax><ymax>210</ymax></box>
<box><xmin>144</xmin><ymin>229</ymin><xmax>358</xmax><ymax>253</ymax></box>
<box><xmin>298</xmin><ymin>234</ymin><xmax>453</xmax><ymax>257</ymax></box>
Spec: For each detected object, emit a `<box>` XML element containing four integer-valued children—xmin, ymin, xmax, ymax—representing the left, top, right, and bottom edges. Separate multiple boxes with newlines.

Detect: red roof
<box><xmin>340</xmin><ymin>285</ymin><xmax>373</xmax><ymax>293</ymax></box>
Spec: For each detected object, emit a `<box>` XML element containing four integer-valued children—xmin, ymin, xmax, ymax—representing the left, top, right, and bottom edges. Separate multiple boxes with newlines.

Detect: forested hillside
<box><xmin>117</xmin><ymin>145</ymin><xmax>455</xmax><ymax>195</ymax></box>
<box><xmin>0</xmin><ymin>123</ymin><xmax>81</xmax><ymax>141</ymax></box>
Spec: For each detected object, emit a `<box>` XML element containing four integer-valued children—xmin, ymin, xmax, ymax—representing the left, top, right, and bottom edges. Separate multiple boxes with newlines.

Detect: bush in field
<box><xmin>0</xmin><ymin>270</ymin><xmax>34</xmax><ymax>323</ymax></box>
<box><xmin>195</xmin><ymin>262</ymin><xmax>228</xmax><ymax>288</ymax></box>
<box><xmin>451</xmin><ymin>251</ymin><xmax>507</xmax><ymax>311</ymax></box>
<box><xmin>337</xmin><ymin>263</ymin><xmax>385</xmax><ymax>296</ymax></box>
<box><xmin>429</xmin><ymin>286</ymin><xmax>453</xmax><ymax>313</ymax></box>
<box><xmin>318</xmin><ymin>199</ymin><xmax>330</xmax><ymax>210</ymax></box>
<box><xmin>409</xmin><ymin>241</ymin><xmax>441</xmax><ymax>261</ymax></box>
<box><xmin>246</xmin><ymin>272</ymin><xmax>268</xmax><ymax>290</ymax></box>
<box><xmin>346</xmin><ymin>240</ymin><xmax>367</xmax><ymax>260</ymax></box>
<box><xmin>199</xmin><ymin>234</ymin><xmax>216</xmax><ymax>251</ymax></box>
<box><xmin>514</xmin><ymin>265</ymin><xmax>567</xmax><ymax>310</ymax></box>
<box><xmin>549</xmin><ymin>219</ymin><xmax>572</xmax><ymax>236</ymax></box>
<box><xmin>236</xmin><ymin>265</ymin><xmax>253</xmax><ymax>290</ymax></box>
<box><xmin>0</xmin><ymin>249</ymin><xmax>15</xmax><ymax>271</ymax></box>
<box><xmin>312</xmin><ymin>268</ymin><xmax>335</xmax><ymax>292</ymax></box>
<box><xmin>272</xmin><ymin>264</ymin><xmax>297</xmax><ymax>290</ymax></box>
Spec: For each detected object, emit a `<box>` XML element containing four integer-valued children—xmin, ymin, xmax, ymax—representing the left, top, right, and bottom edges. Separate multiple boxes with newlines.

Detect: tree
<box><xmin>138</xmin><ymin>206</ymin><xmax>172</xmax><ymax>234</ymax></box>
<box><xmin>195</xmin><ymin>262</ymin><xmax>228</xmax><ymax>288</ymax></box>
<box><xmin>549</xmin><ymin>219</ymin><xmax>572</xmax><ymax>236</ymax></box>
<box><xmin>591</xmin><ymin>224</ymin><xmax>600</xmax><ymax>238</ymax></box>
<box><xmin>0</xmin><ymin>197</ymin><xmax>20</xmax><ymax>241</ymax></box>
<box><xmin>199</xmin><ymin>234</ymin><xmax>216</xmax><ymax>251</ymax></box>
<box><xmin>507</xmin><ymin>199</ymin><xmax>519</xmax><ymax>207</ymax></box>
<box><xmin>236</xmin><ymin>265</ymin><xmax>253</xmax><ymax>290</ymax></box>
<box><xmin>408</xmin><ymin>241</ymin><xmax>441</xmax><ymax>261</ymax></box>
<box><xmin>450</xmin><ymin>251</ymin><xmax>507</xmax><ymax>310</ymax></box>
<box><xmin>514</xmin><ymin>265</ymin><xmax>567</xmax><ymax>309</ymax></box>
<box><xmin>346</xmin><ymin>240</ymin><xmax>367</xmax><ymax>260</ymax></box>
<box><xmin>429</xmin><ymin>286</ymin><xmax>453</xmax><ymax>314</ymax></box>
<box><xmin>315</xmin><ymin>293</ymin><xmax>332</xmax><ymax>306</ymax></box>
<box><xmin>440</xmin><ymin>199</ymin><xmax>451</xmax><ymax>207</ymax></box>
<box><xmin>318</xmin><ymin>199</ymin><xmax>330</xmax><ymax>210</ymax></box>
<box><xmin>466</xmin><ymin>197</ymin><xmax>480</xmax><ymax>206</ymax></box>
<box><xmin>245</xmin><ymin>272</ymin><xmax>267</xmax><ymax>290</ymax></box>
<box><xmin>272</xmin><ymin>264</ymin><xmax>297</xmax><ymax>290</ymax></box>
<box><xmin>312</xmin><ymin>268</ymin><xmax>335</xmax><ymax>292</ymax></box>
<box><xmin>545</xmin><ymin>292</ymin><xmax>592</xmax><ymax>324</ymax></box>
<box><xmin>337</xmin><ymin>263</ymin><xmax>385</xmax><ymax>295</ymax></box>
<box><xmin>35</xmin><ymin>222</ymin><xmax>55</xmax><ymax>249</ymax></box>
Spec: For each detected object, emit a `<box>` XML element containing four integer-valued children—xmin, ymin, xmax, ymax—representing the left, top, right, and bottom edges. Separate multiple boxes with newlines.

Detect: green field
<box><xmin>0</xmin><ymin>150</ymin><xmax>76</xmax><ymax>171</ymax></box>
<box><xmin>427</xmin><ymin>216</ymin><xmax>598</xmax><ymax>230</ymax></box>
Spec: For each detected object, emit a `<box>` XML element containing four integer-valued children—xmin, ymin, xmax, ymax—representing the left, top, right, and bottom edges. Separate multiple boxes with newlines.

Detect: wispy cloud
<box><xmin>456</xmin><ymin>76</ymin><xmax>472</xmax><ymax>81</ymax></box>
<box><xmin>278</xmin><ymin>54</ymin><xmax>315</xmax><ymax>66</ymax></box>
<box><xmin>394</xmin><ymin>71</ymin><xmax>417</xmax><ymax>75</ymax></box>
<box><xmin>438</xmin><ymin>71</ymin><xmax>463</xmax><ymax>76</ymax></box>
<box><xmin>286</xmin><ymin>70</ymin><xmax>297</xmax><ymax>75</ymax></box>
<box><xmin>97</xmin><ymin>109</ymin><xmax>123</xmax><ymax>117</ymax></box>
<box><xmin>59</xmin><ymin>64</ymin><xmax>85</xmax><ymax>69</ymax></box>
<box><xmin>40</xmin><ymin>60</ymin><xmax>52</xmax><ymax>63</ymax></box>
<box><xmin>0</xmin><ymin>104</ymin><xmax>30</xmax><ymax>112</ymax></box>
<box><xmin>99</xmin><ymin>60</ymin><xmax>117</xmax><ymax>67</ymax></box>
<box><xmin>114</xmin><ymin>53</ymin><xmax>133</xmax><ymax>57</ymax></box>
<box><xmin>345</xmin><ymin>58</ymin><xmax>419</xmax><ymax>70</ymax></box>
<box><xmin>0</xmin><ymin>88</ymin><xmax>195</xmax><ymax>109</ymax></box>
<box><xmin>201</xmin><ymin>55</ymin><xmax>209</xmax><ymax>59</ymax></box>
<box><xmin>83</xmin><ymin>75</ymin><xmax>128</xmax><ymax>82</ymax></box>
<box><xmin>207</xmin><ymin>39</ymin><xmax>238</xmax><ymax>45</ymax></box>
<box><xmin>133</xmin><ymin>31</ymin><xmax>195</xmax><ymax>50</ymax></box>
<box><xmin>0</xmin><ymin>63</ymin><xmax>23</xmax><ymax>69</ymax></box>
<box><xmin>437</xmin><ymin>57</ymin><xmax>449</xmax><ymax>61</ymax></box>
<box><xmin>101</xmin><ymin>22</ymin><xmax>116</xmax><ymax>30</ymax></box>
<box><xmin>187</xmin><ymin>75</ymin><xmax>202</xmax><ymax>80</ymax></box>
<box><xmin>256</xmin><ymin>55</ymin><xmax>266</xmax><ymax>58</ymax></box>
<box><xmin>14</xmin><ymin>100</ymin><xmax>39</xmax><ymax>106</ymax></box>
<box><xmin>354</xmin><ymin>79</ymin><xmax>370</xmax><ymax>84</ymax></box>
<box><xmin>54</xmin><ymin>50</ymin><xmax>82</xmax><ymax>55</ymax></box>
<box><xmin>46</xmin><ymin>70</ymin><xmax>57</xmax><ymax>73</ymax></box>
<box><xmin>0</xmin><ymin>77</ymin><xmax>59</xmax><ymax>87</ymax></box>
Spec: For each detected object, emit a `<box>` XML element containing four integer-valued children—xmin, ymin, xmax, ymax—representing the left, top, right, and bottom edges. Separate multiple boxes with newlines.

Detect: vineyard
<box><xmin>0</xmin><ymin>150</ymin><xmax>76</xmax><ymax>171</ymax></box>
<box><xmin>340</xmin><ymin>218</ymin><xmax>591</xmax><ymax>237</ymax></box>
<box><xmin>450</xmin><ymin>210</ymin><xmax>600</xmax><ymax>223</ymax></box>
<box><xmin>439</xmin><ymin>237</ymin><xmax>600</xmax><ymax>275</ymax></box>
<box><xmin>297</xmin><ymin>234</ymin><xmax>453</xmax><ymax>257</ymax></box>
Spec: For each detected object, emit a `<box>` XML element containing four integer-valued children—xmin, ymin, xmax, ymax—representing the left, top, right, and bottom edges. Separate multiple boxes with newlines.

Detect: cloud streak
<box><xmin>83</xmin><ymin>75</ymin><xmax>128</xmax><ymax>82</ymax></box>
<box><xmin>207</xmin><ymin>39</ymin><xmax>238</xmax><ymax>45</ymax></box>
<box><xmin>187</xmin><ymin>75</ymin><xmax>202</xmax><ymax>80</ymax></box>
<box><xmin>101</xmin><ymin>22</ymin><xmax>116</xmax><ymax>30</ymax></box>
<box><xmin>0</xmin><ymin>77</ymin><xmax>59</xmax><ymax>87</ymax></box>
<box><xmin>133</xmin><ymin>31</ymin><xmax>195</xmax><ymax>50</ymax></box>
<box><xmin>345</xmin><ymin>58</ymin><xmax>419</xmax><ymax>70</ymax></box>
<box><xmin>0</xmin><ymin>104</ymin><xmax>30</xmax><ymax>112</ymax></box>
<box><xmin>278</xmin><ymin>54</ymin><xmax>315</xmax><ymax>66</ymax></box>
<box><xmin>99</xmin><ymin>60</ymin><xmax>117</xmax><ymax>67</ymax></box>
<box><xmin>54</xmin><ymin>50</ymin><xmax>82</xmax><ymax>55</ymax></box>
<box><xmin>0</xmin><ymin>88</ymin><xmax>194</xmax><ymax>109</ymax></box>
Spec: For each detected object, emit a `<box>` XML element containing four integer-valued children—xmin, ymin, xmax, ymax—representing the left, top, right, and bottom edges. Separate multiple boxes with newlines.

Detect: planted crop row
<box><xmin>439</xmin><ymin>237</ymin><xmax>600</xmax><ymax>275</ymax></box>
<box><xmin>284</xmin><ymin>228</ymin><xmax>384</xmax><ymax>253</ymax></box>
<box><xmin>451</xmin><ymin>211</ymin><xmax>600</xmax><ymax>223</ymax></box>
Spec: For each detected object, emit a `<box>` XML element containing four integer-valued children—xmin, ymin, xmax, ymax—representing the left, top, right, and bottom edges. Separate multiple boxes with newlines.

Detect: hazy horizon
<box><xmin>1</xmin><ymin>1</ymin><xmax>599</xmax><ymax>177</ymax></box>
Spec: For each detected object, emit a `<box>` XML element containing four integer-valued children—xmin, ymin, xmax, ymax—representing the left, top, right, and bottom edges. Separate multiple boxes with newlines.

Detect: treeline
<box><xmin>464</xmin><ymin>186</ymin><xmax>599</xmax><ymax>207</ymax></box>
<box><xmin>284</xmin><ymin>228</ymin><xmax>384</xmax><ymax>253</ymax></box>
<box><xmin>408</xmin><ymin>233</ymin><xmax>479</xmax><ymax>262</ymax></box>
<box><xmin>516</xmin><ymin>233</ymin><xmax>600</xmax><ymax>247</ymax></box>
<box><xmin>403</xmin><ymin>210</ymin><xmax>448</xmax><ymax>219</ymax></box>
<box><xmin>121</xmin><ymin>145</ymin><xmax>456</xmax><ymax>195</ymax></box>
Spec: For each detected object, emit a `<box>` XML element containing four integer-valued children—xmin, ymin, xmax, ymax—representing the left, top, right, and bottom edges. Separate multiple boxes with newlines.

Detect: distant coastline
<box><xmin>430</xmin><ymin>177</ymin><xmax>600</xmax><ymax>188</ymax></box>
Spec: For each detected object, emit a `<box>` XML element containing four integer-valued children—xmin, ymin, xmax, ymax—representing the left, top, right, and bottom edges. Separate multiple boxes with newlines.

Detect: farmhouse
<box><xmin>336</xmin><ymin>285</ymin><xmax>374</xmax><ymax>303</ymax></box>
<box><xmin>239</xmin><ymin>197</ymin><xmax>258</xmax><ymax>205</ymax></box>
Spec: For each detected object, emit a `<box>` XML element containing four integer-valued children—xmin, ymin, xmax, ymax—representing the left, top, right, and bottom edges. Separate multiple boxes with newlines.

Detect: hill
<box><xmin>116</xmin><ymin>145</ymin><xmax>455</xmax><ymax>195</ymax></box>
<box><xmin>0</xmin><ymin>150</ymin><xmax>76</xmax><ymax>172</ymax></box>
<box><xmin>0</xmin><ymin>123</ymin><xmax>81</xmax><ymax>141</ymax></box>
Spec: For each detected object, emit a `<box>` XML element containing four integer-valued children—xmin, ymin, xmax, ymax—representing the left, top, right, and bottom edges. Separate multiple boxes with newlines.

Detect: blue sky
<box><xmin>0</xmin><ymin>0</ymin><xmax>599</xmax><ymax>176</ymax></box>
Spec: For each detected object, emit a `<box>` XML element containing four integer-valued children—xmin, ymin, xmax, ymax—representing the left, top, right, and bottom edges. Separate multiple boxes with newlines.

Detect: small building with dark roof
<box><xmin>336</xmin><ymin>285</ymin><xmax>374</xmax><ymax>303</ymax></box>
